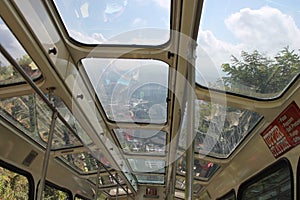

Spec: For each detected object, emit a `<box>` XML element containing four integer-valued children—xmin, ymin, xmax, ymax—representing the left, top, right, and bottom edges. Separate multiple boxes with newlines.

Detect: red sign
<box><xmin>261</xmin><ymin>101</ymin><xmax>300</xmax><ymax>158</ymax></box>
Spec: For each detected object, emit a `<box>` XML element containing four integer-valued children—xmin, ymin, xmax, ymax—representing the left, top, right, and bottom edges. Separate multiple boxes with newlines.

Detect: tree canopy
<box><xmin>221</xmin><ymin>47</ymin><xmax>300</xmax><ymax>96</ymax></box>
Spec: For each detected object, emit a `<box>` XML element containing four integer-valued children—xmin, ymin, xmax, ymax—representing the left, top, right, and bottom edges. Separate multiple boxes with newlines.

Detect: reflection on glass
<box><xmin>179</xmin><ymin>100</ymin><xmax>262</xmax><ymax>158</ymax></box>
<box><xmin>55</xmin><ymin>96</ymin><xmax>93</xmax><ymax>145</ymax></box>
<box><xmin>0</xmin><ymin>94</ymin><xmax>82</xmax><ymax>149</ymax></box>
<box><xmin>175</xmin><ymin>176</ymin><xmax>203</xmax><ymax>193</ymax></box>
<box><xmin>176</xmin><ymin>156</ymin><xmax>218</xmax><ymax>179</ymax></box>
<box><xmin>196</xmin><ymin>100</ymin><xmax>261</xmax><ymax>157</ymax></box>
<box><xmin>196</xmin><ymin>0</ymin><xmax>300</xmax><ymax>99</ymax></box>
<box><xmin>59</xmin><ymin>152</ymin><xmax>99</xmax><ymax>174</ymax></box>
<box><xmin>175</xmin><ymin>190</ymin><xmax>184</xmax><ymax>199</ymax></box>
<box><xmin>128</xmin><ymin>158</ymin><xmax>165</xmax><ymax>173</ymax></box>
<box><xmin>136</xmin><ymin>175</ymin><xmax>164</xmax><ymax>184</ymax></box>
<box><xmin>0</xmin><ymin>18</ymin><xmax>42</xmax><ymax>86</ymax></box>
<box><xmin>105</xmin><ymin>187</ymin><xmax>131</xmax><ymax>196</ymax></box>
<box><xmin>53</xmin><ymin>0</ymin><xmax>170</xmax><ymax>45</ymax></box>
<box><xmin>114</xmin><ymin>129</ymin><xmax>166</xmax><ymax>154</ymax></box>
<box><xmin>83</xmin><ymin>58</ymin><xmax>168</xmax><ymax>123</ymax></box>
<box><xmin>240</xmin><ymin>161</ymin><xmax>292</xmax><ymax>199</ymax></box>
<box><xmin>90</xmin><ymin>174</ymin><xmax>124</xmax><ymax>187</ymax></box>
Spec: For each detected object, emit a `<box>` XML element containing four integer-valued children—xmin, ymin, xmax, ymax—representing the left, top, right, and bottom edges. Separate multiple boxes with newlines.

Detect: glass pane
<box><xmin>105</xmin><ymin>187</ymin><xmax>131</xmax><ymax>196</ymax></box>
<box><xmin>114</xmin><ymin>129</ymin><xmax>166</xmax><ymax>154</ymax></box>
<box><xmin>0</xmin><ymin>18</ymin><xmax>42</xmax><ymax>86</ymax></box>
<box><xmin>0</xmin><ymin>94</ymin><xmax>82</xmax><ymax>149</ymax></box>
<box><xmin>0</xmin><ymin>166</ymin><xmax>30</xmax><ymax>199</ymax></box>
<box><xmin>175</xmin><ymin>190</ymin><xmax>185</xmax><ymax>199</ymax></box>
<box><xmin>43</xmin><ymin>184</ymin><xmax>70</xmax><ymax>199</ymax></box>
<box><xmin>55</xmin><ymin>97</ymin><xmax>93</xmax><ymax>145</ymax></box>
<box><xmin>53</xmin><ymin>0</ymin><xmax>170</xmax><ymax>45</ymax></box>
<box><xmin>176</xmin><ymin>155</ymin><xmax>219</xmax><ymax>179</ymax></box>
<box><xmin>83</xmin><ymin>58</ymin><xmax>168</xmax><ymax>123</ymax></box>
<box><xmin>136</xmin><ymin>175</ymin><xmax>164</xmax><ymax>184</ymax></box>
<box><xmin>196</xmin><ymin>0</ymin><xmax>300</xmax><ymax>99</ymax></box>
<box><xmin>175</xmin><ymin>176</ymin><xmax>203</xmax><ymax>193</ymax></box>
<box><xmin>89</xmin><ymin>174</ymin><xmax>124</xmax><ymax>187</ymax></box>
<box><xmin>196</xmin><ymin>100</ymin><xmax>262</xmax><ymax>157</ymax></box>
<box><xmin>59</xmin><ymin>152</ymin><xmax>100</xmax><ymax>174</ymax></box>
<box><xmin>179</xmin><ymin>100</ymin><xmax>262</xmax><ymax>158</ymax></box>
<box><xmin>240</xmin><ymin>161</ymin><xmax>292</xmax><ymax>199</ymax></box>
<box><xmin>128</xmin><ymin>158</ymin><xmax>165</xmax><ymax>173</ymax></box>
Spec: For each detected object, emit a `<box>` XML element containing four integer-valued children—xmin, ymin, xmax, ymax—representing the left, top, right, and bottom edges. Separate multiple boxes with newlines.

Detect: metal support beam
<box><xmin>185</xmin><ymin>44</ymin><xmax>196</xmax><ymax>200</ymax></box>
<box><xmin>97</xmin><ymin>162</ymin><xmax>134</xmax><ymax>200</ymax></box>
<box><xmin>95</xmin><ymin>162</ymin><xmax>101</xmax><ymax>200</ymax></box>
<box><xmin>37</xmin><ymin>111</ymin><xmax>58</xmax><ymax>200</ymax></box>
<box><xmin>0</xmin><ymin>43</ymin><xmax>135</xmax><ymax>199</ymax></box>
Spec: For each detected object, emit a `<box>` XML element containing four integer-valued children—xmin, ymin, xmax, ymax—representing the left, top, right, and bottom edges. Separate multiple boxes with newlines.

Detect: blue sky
<box><xmin>54</xmin><ymin>0</ymin><xmax>171</xmax><ymax>44</ymax></box>
<box><xmin>196</xmin><ymin>0</ymin><xmax>300</xmax><ymax>84</ymax></box>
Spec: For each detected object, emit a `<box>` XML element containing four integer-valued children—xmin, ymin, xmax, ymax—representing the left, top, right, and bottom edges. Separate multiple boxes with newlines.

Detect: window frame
<box><xmin>237</xmin><ymin>158</ymin><xmax>294</xmax><ymax>200</ymax></box>
<box><xmin>36</xmin><ymin>180</ymin><xmax>73</xmax><ymax>200</ymax></box>
<box><xmin>0</xmin><ymin>159</ymin><xmax>35</xmax><ymax>199</ymax></box>
<box><xmin>216</xmin><ymin>189</ymin><xmax>236</xmax><ymax>200</ymax></box>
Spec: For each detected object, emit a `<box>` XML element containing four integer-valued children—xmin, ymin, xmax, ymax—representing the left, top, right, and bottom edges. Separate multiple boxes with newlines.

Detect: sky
<box><xmin>54</xmin><ymin>0</ymin><xmax>171</xmax><ymax>44</ymax></box>
<box><xmin>1</xmin><ymin>0</ymin><xmax>300</xmax><ymax>85</ymax></box>
<box><xmin>196</xmin><ymin>0</ymin><xmax>300</xmax><ymax>84</ymax></box>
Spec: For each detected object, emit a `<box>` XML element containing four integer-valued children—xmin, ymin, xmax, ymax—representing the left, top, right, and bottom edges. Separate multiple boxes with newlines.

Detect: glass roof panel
<box><xmin>114</xmin><ymin>129</ymin><xmax>166</xmax><ymax>154</ymax></box>
<box><xmin>89</xmin><ymin>174</ymin><xmax>124</xmax><ymax>187</ymax></box>
<box><xmin>176</xmin><ymin>155</ymin><xmax>219</xmax><ymax>180</ymax></box>
<box><xmin>105</xmin><ymin>187</ymin><xmax>131</xmax><ymax>196</ymax></box>
<box><xmin>0</xmin><ymin>94</ymin><xmax>82</xmax><ymax>150</ymax></box>
<box><xmin>82</xmin><ymin>58</ymin><xmax>168</xmax><ymax>123</ymax></box>
<box><xmin>175</xmin><ymin>176</ymin><xmax>203</xmax><ymax>193</ymax></box>
<box><xmin>196</xmin><ymin>0</ymin><xmax>300</xmax><ymax>99</ymax></box>
<box><xmin>135</xmin><ymin>175</ymin><xmax>164</xmax><ymax>184</ymax></box>
<box><xmin>179</xmin><ymin>100</ymin><xmax>262</xmax><ymax>158</ymax></box>
<box><xmin>53</xmin><ymin>0</ymin><xmax>171</xmax><ymax>45</ymax></box>
<box><xmin>128</xmin><ymin>158</ymin><xmax>165</xmax><ymax>173</ymax></box>
<box><xmin>0</xmin><ymin>18</ymin><xmax>42</xmax><ymax>86</ymax></box>
<box><xmin>59</xmin><ymin>152</ymin><xmax>100</xmax><ymax>174</ymax></box>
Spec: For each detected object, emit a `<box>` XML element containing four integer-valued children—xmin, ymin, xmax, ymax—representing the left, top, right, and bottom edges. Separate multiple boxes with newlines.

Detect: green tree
<box><xmin>221</xmin><ymin>47</ymin><xmax>300</xmax><ymax>95</ymax></box>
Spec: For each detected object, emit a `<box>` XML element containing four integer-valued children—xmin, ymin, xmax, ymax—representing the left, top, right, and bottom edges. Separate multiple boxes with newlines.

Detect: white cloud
<box><xmin>196</xmin><ymin>6</ymin><xmax>300</xmax><ymax>84</ymax></box>
<box><xmin>153</xmin><ymin>0</ymin><xmax>170</xmax><ymax>10</ymax></box>
<box><xmin>0</xmin><ymin>24</ymin><xmax>27</xmax><ymax>65</ymax></box>
<box><xmin>131</xmin><ymin>18</ymin><xmax>148</xmax><ymax>27</ymax></box>
<box><xmin>69</xmin><ymin>30</ymin><xmax>106</xmax><ymax>44</ymax></box>
<box><xmin>225</xmin><ymin>6</ymin><xmax>300</xmax><ymax>55</ymax></box>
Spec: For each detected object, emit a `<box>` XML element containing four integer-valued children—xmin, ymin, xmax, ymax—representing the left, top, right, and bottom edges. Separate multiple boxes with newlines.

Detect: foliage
<box><xmin>0</xmin><ymin>167</ymin><xmax>29</xmax><ymax>200</ymax></box>
<box><xmin>43</xmin><ymin>184</ymin><xmax>70</xmax><ymax>200</ymax></box>
<box><xmin>221</xmin><ymin>47</ymin><xmax>300</xmax><ymax>95</ymax></box>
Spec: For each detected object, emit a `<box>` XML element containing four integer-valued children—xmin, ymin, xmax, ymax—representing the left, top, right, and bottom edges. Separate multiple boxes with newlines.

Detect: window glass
<box><xmin>0</xmin><ymin>18</ymin><xmax>42</xmax><ymax>86</ymax></box>
<box><xmin>105</xmin><ymin>187</ymin><xmax>130</xmax><ymax>196</ymax></box>
<box><xmin>135</xmin><ymin>175</ymin><xmax>164</xmax><ymax>184</ymax></box>
<box><xmin>75</xmin><ymin>195</ymin><xmax>89</xmax><ymax>200</ymax></box>
<box><xmin>128</xmin><ymin>158</ymin><xmax>165</xmax><ymax>173</ymax></box>
<box><xmin>176</xmin><ymin>155</ymin><xmax>219</xmax><ymax>180</ymax></box>
<box><xmin>175</xmin><ymin>176</ymin><xmax>203</xmax><ymax>193</ymax></box>
<box><xmin>217</xmin><ymin>190</ymin><xmax>236</xmax><ymax>200</ymax></box>
<box><xmin>196</xmin><ymin>0</ymin><xmax>300</xmax><ymax>99</ymax></box>
<box><xmin>89</xmin><ymin>174</ymin><xmax>124</xmax><ymax>187</ymax></box>
<box><xmin>179</xmin><ymin>100</ymin><xmax>262</xmax><ymax>158</ymax></box>
<box><xmin>239</xmin><ymin>160</ymin><xmax>292</xmax><ymax>199</ymax></box>
<box><xmin>53</xmin><ymin>0</ymin><xmax>171</xmax><ymax>45</ymax></box>
<box><xmin>43</xmin><ymin>183</ymin><xmax>71</xmax><ymax>200</ymax></box>
<box><xmin>59</xmin><ymin>152</ymin><xmax>101</xmax><ymax>174</ymax></box>
<box><xmin>0</xmin><ymin>94</ymin><xmax>83</xmax><ymax>150</ymax></box>
<box><xmin>114</xmin><ymin>129</ymin><xmax>166</xmax><ymax>154</ymax></box>
<box><xmin>0</xmin><ymin>165</ymin><xmax>31</xmax><ymax>199</ymax></box>
<box><xmin>82</xmin><ymin>58</ymin><xmax>168</xmax><ymax>123</ymax></box>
